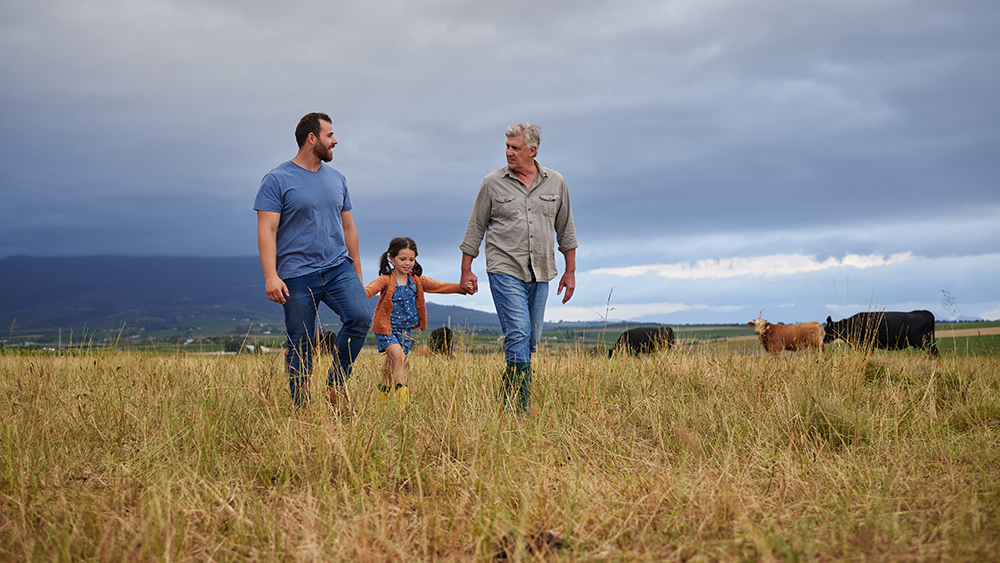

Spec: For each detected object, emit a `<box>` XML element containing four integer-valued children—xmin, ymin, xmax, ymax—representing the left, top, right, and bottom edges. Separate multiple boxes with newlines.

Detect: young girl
<box><xmin>364</xmin><ymin>237</ymin><xmax>465</xmax><ymax>406</ymax></box>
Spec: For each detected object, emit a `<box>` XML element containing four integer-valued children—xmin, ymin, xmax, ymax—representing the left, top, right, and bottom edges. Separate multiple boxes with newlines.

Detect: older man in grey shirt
<box><xmin>460</xmin><ymin>122</ymin><xmax>578</xmax><ymax>415</ymax></box>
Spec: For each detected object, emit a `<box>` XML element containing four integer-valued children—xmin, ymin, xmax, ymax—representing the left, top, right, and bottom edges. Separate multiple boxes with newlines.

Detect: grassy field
<box><xmin>2</xmin><ymin>339</ymin><xmax>999</xmax><ymax>561</ymax></box>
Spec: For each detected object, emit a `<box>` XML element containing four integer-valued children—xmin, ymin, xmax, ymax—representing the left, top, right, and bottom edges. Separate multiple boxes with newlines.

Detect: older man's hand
<box><xmin>557</xmin><ymin>270</ymin><xmax>575</xmax><ymax>303</ymax></box>
<box><xmin>461</xmin><ymin>270</ymin><xmax>478</xmax><ymax>295</ymax></box>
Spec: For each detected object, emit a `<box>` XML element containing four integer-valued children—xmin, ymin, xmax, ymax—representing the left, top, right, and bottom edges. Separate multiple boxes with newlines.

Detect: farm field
<box><xmin>2</xmin><ymin>340</ymin><xmax>999</xmax><ymax>561</ymax></box>
<box><xmin>10</xmin><ymin>321</ymin><xmax>998</xmax><ymax>358</ymax></box>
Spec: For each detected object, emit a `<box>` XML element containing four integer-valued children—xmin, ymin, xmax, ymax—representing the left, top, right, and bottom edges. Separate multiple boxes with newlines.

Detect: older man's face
<box><xmin>505</xmin><ymin>134</ymin><xmax>537</xmax><ymax>174</ymax></box>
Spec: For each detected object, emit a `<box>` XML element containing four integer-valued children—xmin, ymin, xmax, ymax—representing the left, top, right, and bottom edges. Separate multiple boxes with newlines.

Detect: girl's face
<box><xmin>391</xmin><ymin>248</ymin><xmax>416</xmax><ymax>275</ymax></box>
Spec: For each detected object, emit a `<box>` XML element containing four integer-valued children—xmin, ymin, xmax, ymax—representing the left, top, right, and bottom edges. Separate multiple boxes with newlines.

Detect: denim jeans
<box><xmin>488</xmin><ymin>272</ymin><xmax>548</xmax><ymax>364</ymax></box>
<box><xmin>282</xmin><ymin>260</ymin><xmax>371</xmax><ymax>404</ymax></box>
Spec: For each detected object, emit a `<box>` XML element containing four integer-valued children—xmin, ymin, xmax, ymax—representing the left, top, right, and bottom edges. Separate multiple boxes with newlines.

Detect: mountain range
<box><xmin>0</xmin><ymin>256</ymin><xmax>500</xmax><ymax>336</ymax></box>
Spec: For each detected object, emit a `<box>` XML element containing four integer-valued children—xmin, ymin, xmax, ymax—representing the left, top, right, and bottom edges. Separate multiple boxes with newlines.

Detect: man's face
<box><xmin>312</xmin><ymin>120</ymin><xmax>338</xmax><ymax>162</ymax></box>
<box><xmin>505</xmin><ymin>134</ymin><xmax>537</xmax><ymax>173</ymax></box>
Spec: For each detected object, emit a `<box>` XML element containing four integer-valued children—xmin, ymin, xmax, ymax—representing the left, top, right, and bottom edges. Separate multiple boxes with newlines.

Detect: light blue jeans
<box><xmin>282</xmin><ymin>260</ymin><xmax>371</xmax><ymax>404</ymax></box>
<box><xmin>488</xmin><ymin>272</ymin><xmax>548</xmax><ymax>364</ymax></box>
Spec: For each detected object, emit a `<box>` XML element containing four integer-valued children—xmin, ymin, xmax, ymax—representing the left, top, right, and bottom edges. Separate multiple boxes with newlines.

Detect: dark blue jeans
<box><xmin>282</xmin><ymin>260</ymin><xmax>371</xmax><ymax>404</ymax></box>
<box><xmin>488</xmin><ymin>272</ymin><xmax>548</xmax><ymax>364</ymax></box>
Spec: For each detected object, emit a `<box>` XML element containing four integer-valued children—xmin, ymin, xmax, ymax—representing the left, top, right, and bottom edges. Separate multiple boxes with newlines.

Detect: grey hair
<box><xmin>505</xmin><ymin>122</ymin><xmax>541</xmax><ymax>150</ymax></box>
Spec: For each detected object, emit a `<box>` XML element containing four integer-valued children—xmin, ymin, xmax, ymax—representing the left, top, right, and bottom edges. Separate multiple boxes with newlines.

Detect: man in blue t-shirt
<box><xmin>254</xmin><ymin>112</ymin><xmax>371</xmax><ymax>407</ymax></box>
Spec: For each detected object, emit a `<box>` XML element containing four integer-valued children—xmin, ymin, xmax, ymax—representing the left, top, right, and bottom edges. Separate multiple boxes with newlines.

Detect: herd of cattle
<box><xmin>604</xmin><ymin>309</ymin><xmax>937</xmax><ymax>358</ymax></box>
<box><xmin>606</xmin><ymin>309</ymin><xmax>939</xmax><ymax>358</ymax></box>
<box><xmin>317</xmin><ymin>310</ymin><xmax>938</xmax><ymax>359</ymax></box>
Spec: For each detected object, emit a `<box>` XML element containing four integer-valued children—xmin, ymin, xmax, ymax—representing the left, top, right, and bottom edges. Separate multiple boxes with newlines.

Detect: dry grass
<box><xmin>1</xmin><ymin>342</ymin><xmax>998</xmax><ymax>561</ymax></box>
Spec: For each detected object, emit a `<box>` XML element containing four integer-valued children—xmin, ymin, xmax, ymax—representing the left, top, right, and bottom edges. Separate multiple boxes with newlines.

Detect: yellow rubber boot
<box><xmin>376</xmin><ymin>384</ymin><xmax>392</xmax><ymax>409</ymax></box>
<box><xmin>395</xmin><ymin>384</ymin><xmax>410</xmax><ymax>408</ymax></box>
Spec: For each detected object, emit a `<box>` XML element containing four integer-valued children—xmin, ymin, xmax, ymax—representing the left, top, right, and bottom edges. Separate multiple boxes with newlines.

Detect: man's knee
<box><xmin>342</xmin><ymin>312</ymin><xmax>371</xmax><ymax>336</ymax></box>
<box><xmin>503</xmin><ymin>325</ymin><xmax>529</xmax><ymax>342</ymax></box>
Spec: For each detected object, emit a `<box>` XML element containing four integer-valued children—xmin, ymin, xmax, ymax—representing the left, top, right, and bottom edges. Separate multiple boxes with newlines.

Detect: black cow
<box><xmin>428</xmin><ymin>326</ymin><xmax>454</xmax><ymax>355</ymax></box>
<box><xmin>609</xmin><ymin>326</ymin><xmax>675</xmax><ymax>357</ymax></box>
<box><xmin>825</xmin><ymin>310</ymin><xmax>937</xmax><ymax>355</ymax></box>
<box><xmin>316</xmin><ymin>330</ymin><xmax>337</xmax><ymax>355</ymax></box>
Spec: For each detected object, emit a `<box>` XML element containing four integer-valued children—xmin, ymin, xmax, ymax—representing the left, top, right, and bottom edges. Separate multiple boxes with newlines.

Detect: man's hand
<box><xmin>265</xmin><ymin>275</ymin><xmax>290</xmax><ymax>305</ymax></box>
<box><xmin>460</xmin><ymin>253</ymin><xmax>478</xmax><ymax>295</ymax></box>
<box><xmin>557</xmin><ymin>270</ymin><xmax>575</xmax><ymax>304</ymax></box>
<box><xmin>461</xmin><ymin>270</ymin><xmax>478</xmax><ymax>295</ymax></box>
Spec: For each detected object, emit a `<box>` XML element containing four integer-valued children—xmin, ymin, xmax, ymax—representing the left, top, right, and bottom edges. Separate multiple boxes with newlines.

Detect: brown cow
<box><xmin>746</xmin><ymin>318</ymin><xmax>824</xmax><ymax>357</ymax></box>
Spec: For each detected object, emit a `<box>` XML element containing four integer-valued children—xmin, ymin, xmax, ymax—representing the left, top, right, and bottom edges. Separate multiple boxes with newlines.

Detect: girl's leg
<box><xmin>376</xmin><ymin>354</ymin><xmax>393</xmax><ymax>407</ymax></box>
<box><xmin>385</xmin><ymin>341</ymin><xmax>412</xmax><ymax>407</ymax></box>
<box><xmin>381</xmin><ymin>353</ymin><xmax>394</xmax><ymax>387</ymax></box>
<box><xmin>384</xmin><ymin>343</ymin><xmax>407</xmax><ymax>387</ymax></box>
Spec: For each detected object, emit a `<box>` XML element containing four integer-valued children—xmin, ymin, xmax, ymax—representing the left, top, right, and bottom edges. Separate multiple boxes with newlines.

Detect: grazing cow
<box><xmin>609</xmin><ymin>326</ymin><xmax>675</xmax><ymax>357</ymax></box>
<box><xmin>428</xmin><ymin>326</ymin><xmax>454</xmax><ymax>355</ymax></box>
<box><xmin>316</xmin><ymin>330</ymin><xmax>337</xmax><ymax>355</ymax></box>
<box><xmin>825</xmin><ymin>310</ymin><xmax>937</xmax><ymax>355</ymax></box>
<box><xmin>746</xmin><ymin>319</ymin><xmax>825</xmax><ymax>357</ymax></box>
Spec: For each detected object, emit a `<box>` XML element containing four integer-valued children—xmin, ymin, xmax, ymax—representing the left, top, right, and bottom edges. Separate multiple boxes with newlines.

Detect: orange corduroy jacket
<box><xmin>364</xmin><ymin>273</ymin><xmax>463</xmax><ymax>335</ymax></box>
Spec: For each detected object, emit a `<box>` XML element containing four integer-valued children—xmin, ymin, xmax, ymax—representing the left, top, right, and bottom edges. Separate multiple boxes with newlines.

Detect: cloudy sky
<box><xmin>2</xmin><ymin>0</ymin><xmax>998</xmax><ymax>324</ymax></box>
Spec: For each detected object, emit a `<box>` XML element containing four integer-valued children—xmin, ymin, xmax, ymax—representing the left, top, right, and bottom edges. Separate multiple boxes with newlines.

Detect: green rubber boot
<box><xmin>500</xmin><ymin>362</ymin><xmax>532</xmax><ymax>416</ymax></box>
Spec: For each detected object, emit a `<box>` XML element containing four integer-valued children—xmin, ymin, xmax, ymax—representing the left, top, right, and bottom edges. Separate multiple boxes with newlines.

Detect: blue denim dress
<box><xmin>376</xmin><ymin>277</ymin><xmax>419</xmax><ymax>354</ymax></box>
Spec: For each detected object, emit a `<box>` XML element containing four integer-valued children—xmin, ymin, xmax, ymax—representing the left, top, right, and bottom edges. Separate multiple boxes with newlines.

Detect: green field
<box><xmin>937</xmin><ymin>321</ymin><xmax>1000</xmax><ymax>330</ymax></box>
<box><xmin>936</xmin><ymin>334</ymin><xmax>1000</xmax><ymax>356</ymax></box>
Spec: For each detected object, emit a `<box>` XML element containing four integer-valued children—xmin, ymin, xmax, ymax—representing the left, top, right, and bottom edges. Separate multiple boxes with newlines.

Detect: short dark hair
<box><xmin>295</xmin><ymin>112</ymin><xmax>332</xmax><ymax>149</ymax></box>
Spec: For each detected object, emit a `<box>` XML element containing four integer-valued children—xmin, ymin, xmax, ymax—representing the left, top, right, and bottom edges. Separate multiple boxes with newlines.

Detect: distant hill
<box><xmin>0</xmin><ymin>256</ymin><xmax>499</xmax><ymax>336</ymax></box>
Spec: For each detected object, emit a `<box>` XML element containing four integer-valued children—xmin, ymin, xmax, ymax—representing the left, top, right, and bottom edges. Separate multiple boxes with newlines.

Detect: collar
<box><xmin>503</xmin><ymin>160</ymin><xmax>547</xmax><ymax>182</ymax></box>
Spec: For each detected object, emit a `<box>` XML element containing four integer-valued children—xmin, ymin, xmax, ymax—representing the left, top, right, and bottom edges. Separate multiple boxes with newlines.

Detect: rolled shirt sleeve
<box><xmin>460</xmin><ymin>162</ymin><xmax>577</xmax><ymax>283</ymax></box>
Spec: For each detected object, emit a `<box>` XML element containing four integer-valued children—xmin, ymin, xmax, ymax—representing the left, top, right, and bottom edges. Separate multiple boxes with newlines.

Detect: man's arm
<box><xmin>342</xmin><ymin>210</ymin><xmax>363</xmax><ymax>283</ymax></box>
<box><xmin>257</xmin><ymin>210</ymin><xmax>289</xmax><ymax>305</ymax></box>
<box><xmin>459</xmin><ymin>178</ymin><xmax>496</xmax><ymax>296</ymax></box>
<box><xmin>557</xmin><ymin>248</ymin><xmax>576</xmax><ymax>304</ymax></box>
<box><xmin>460</xmin><ymin>253</ymin><xmax>478</xmax><ymax>295</ymax></box>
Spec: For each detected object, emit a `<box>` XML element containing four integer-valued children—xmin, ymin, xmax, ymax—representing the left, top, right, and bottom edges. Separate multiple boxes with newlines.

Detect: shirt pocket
<box><xmin>538</xmin><ymin>194</ymin><xmax>560</xmax><ymax>217</ymax></box>
<box><xmin>493</xmin><ymin>195</ymin><xmax>519</xmax><ymax>219</ymax></box>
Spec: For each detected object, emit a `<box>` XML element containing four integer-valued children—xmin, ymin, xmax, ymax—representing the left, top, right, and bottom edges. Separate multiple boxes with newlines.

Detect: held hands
<box><xmin>460</xmin><ymin>270</ymin><xmax>478</xmax><ymax>295</ymax></box>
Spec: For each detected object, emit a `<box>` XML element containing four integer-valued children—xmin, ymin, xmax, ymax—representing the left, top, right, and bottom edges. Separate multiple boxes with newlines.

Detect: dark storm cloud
<box><xmin>1</xmin><ymin>0</ymin><xmax>997</xmax><ymax>321</ymax></box>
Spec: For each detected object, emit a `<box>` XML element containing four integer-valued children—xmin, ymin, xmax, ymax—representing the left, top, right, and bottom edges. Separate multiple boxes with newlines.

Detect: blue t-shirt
<box><xmin>254</xmin><ymin>161</ymin><xmax>353</xmax><ymax>280</ymax></box>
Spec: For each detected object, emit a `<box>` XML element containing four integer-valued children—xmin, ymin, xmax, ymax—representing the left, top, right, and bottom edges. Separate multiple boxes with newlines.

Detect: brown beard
<box><xmin>313</xmin><ymin>143</ymin><xmax>333</xmax><ymax>163</ymax></box>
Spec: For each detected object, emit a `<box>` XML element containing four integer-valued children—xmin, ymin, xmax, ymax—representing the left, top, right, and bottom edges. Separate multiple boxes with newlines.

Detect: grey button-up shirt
<box><xmin>460</xmin><ymin>161</ymin><xmax>578</xmax><ymax>283</ymax></box>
